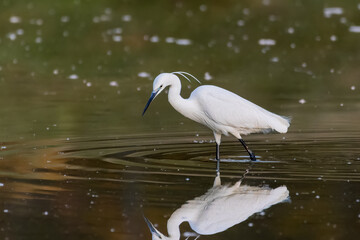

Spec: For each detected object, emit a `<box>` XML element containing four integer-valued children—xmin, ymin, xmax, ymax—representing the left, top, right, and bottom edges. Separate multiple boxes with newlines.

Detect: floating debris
<box><xmin>61</xmin><ymin>16</ymin><xmax>70</xmax><ymax>23</ymax></box>
<box><xmin>150</xmin><ymin>35</ymin><xmax>160</xmax><ymax>43</ymax></box>
<box><xmin>7</xmin><ymin>33</ymin><xmax>17</xmax><ymax>41</ymax></box>
<box><xmin>165</xmin><ymin>37</ymin><xmax>175</xmax><ymax>43</ymax></box>
<box><xmin>9</xmin><ymin>16</ymin><xmax>21</xmax><ymax>24</ymax></box>
<box><xmin>258</xmin><ymin>39</ymin><xmax>276</xmax><ymax>46</ymax></box>
<box><xmin>323</xmin><ymin>7</ymin><xmax>343</xmax><ymax>18</ymax></box>
<box><xmin>299</xmin><ymin>99</ymin><xmax>306</xmax><ymax>104</ymax></box>
<box><xmin>287</xmin><ymin>27</ymin><xmax>295</xmax><ymax>34</ymax></box>
<box><xmin>68</xmin><ymin>74</ymin><xmax>79</xmax><ymax>80</ymax></box>
<box><xmin>109</xmin><ymin>81</ymin><xmax>119</xmax><ymax>87</ymax></box>
<box><xmin>349</xmin><ymin>26</ymin><xmax>360</xmax><ymax>33</ymax></box>
<box><xmin>122</xmin><ymin>14</ymin><xmax>132</xmax><ymax>22</ymax></box>
<box><xmin>138</xmin><ymin>72</ymin><xmax>151</xmax><ymax>78</ymax></box>
<box><xmin>204</xmin><ymin>72</ymin><xmax>212</xmax><ymax>81</ymax></box>
<box><xmin>176</xmin><ymin>39</ymin><xmax>192</xmax><ymax>45</ymax></box>
<box><xmin>330</xmin><ymin>35</ymin><xmax>337</xmax><ymax>41</ymax></box>
<box><xmin>351</xmin><ymin>86</ymin><xmax>356</xmax><ymax>90</ymax></box>
<box><xmin>270</xmin><ymin>57</ymin><xmax>279</xmax><ymax>62</ymax></box>
<box><xmin>237</xmin><ymin>20</ymin><xmax>245</xmax><ymax>26</ymax></box>
<box><xmin>199</xmin><ymin>4</ymin><xmax>207</xmax><ymax>12</ymax></box>
<box><xmin>112</xmin><ymin>35</ymin><xmax>122</xmax><ymax>42</ymax></box>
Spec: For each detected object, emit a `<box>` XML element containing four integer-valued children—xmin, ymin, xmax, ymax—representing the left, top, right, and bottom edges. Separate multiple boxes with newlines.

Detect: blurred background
<box><xmin>0</xmin><ymin>0</ymin><xmax>359</xmax><ymax>239</ymax></box>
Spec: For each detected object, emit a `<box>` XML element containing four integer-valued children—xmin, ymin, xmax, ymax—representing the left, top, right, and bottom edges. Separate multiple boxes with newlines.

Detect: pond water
<box><xmin>0</xmin><ymin>1</ymin><xmax>360</xmax><ymax>239</ymax></box>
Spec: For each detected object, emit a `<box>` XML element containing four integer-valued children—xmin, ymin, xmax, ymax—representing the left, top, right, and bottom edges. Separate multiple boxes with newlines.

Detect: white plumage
<box><xmin>143</xmin><ymin>72</ymin><xmax>290</xmax><ymax>167</ymax></box>
<box><xmin>144</xmin><ymin>175</ymin><xmax>290</xmax><ymax>240</ymax></box>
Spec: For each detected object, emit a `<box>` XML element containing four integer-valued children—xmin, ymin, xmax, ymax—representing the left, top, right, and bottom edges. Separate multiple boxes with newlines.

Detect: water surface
<box><xmin>1</xmin><ymin>1</ymin><xmax>360</xmax><ymax>239</ymax></box>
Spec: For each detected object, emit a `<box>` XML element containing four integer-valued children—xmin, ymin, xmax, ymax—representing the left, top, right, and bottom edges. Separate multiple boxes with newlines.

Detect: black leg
<box><xmin>239</xmin><ymin>139</ymin><xmax>256</xmax><ymax>161</ymax></box>
<box><xmin>216</xmin><ymin>143</ymin><xmax>220</xmax><ymax>173</ymax></box>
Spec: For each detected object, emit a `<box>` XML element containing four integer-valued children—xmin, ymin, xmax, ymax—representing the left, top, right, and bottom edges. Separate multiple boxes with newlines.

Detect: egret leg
<box><xmin>238</xmin><ymin>139</ymin><xmax>257</xmax><ymax>161</ymax></box>
<box><xmin>216</xmin><ymin>143</ymin><xmax>220</xmax><ymax>174</ymax></box>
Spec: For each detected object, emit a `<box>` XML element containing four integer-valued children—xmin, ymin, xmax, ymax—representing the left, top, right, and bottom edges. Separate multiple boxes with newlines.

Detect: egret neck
<box><xmin>167</xmin><ymin>77</ymin><xmax>196</xmax><ymax>121</ymax></box>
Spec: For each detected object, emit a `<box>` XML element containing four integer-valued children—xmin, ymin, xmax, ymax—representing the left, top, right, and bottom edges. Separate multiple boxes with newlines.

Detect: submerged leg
<box><xmin>238</xmin><ymin>139</ymin><xmax>257</xmax><ymax>161</ymax></box>
<box><xmin>214</xmin><ymin>132</ymin><xmax>222</xmax><ymax>175</ymax></box>
<box><xmin>216</xmin><ymin>143</ymin><xmax>220</xmax><ymax>174</ymax></box>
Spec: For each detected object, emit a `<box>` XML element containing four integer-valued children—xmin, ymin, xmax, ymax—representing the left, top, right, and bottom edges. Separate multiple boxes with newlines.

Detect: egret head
<box><xmin>142</xmin><ymin>72</ymin><xmax>201</xmax><ymax>116</ymax></box>
<box><xmin>144</xmin><ymin>216</ymin><xmax>168</xmax><ymax>240</ymax></box>
<box><xmin>142</xmin><ymin>73</ymin><xmax>176</xmax><ymax>116</ymax></box>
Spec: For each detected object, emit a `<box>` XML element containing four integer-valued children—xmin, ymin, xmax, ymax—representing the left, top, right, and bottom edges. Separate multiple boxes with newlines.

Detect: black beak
<box><xmin>142</xmin><ymin>90</ymin><xmax>159</xmax><ymax>116</ymax></box>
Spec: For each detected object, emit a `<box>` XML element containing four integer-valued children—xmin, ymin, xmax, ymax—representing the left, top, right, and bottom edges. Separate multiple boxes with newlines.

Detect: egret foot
<box><xmin>250</xmin><ymin>152</ymin><xmax>257</xmax><ymax>161</ymax></box>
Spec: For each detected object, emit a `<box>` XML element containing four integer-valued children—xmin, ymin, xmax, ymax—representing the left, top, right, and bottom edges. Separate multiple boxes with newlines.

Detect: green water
<box><xmin>0</xmin><ymin>1</ymin><xmax>360</xmax><ymax>239</ymax></box>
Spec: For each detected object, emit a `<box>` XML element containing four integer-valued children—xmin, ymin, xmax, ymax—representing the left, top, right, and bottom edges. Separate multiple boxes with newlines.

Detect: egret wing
<box><xmin>194</xmin><ymin>85</ymin><xmax>289</xmax><ymax>134</ymax></box>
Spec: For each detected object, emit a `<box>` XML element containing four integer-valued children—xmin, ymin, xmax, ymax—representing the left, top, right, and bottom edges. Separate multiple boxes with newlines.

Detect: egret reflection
<box><xmin>145</xmin><ymin>175</ymin><xmax>289</xmax><ymax>240</ymax></box>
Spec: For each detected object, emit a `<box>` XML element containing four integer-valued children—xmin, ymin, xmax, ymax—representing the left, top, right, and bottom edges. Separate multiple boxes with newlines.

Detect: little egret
<box><xmin>143</xmin><ymin>72</ymin><xmax>290</xmax><ymax>172</ymax></box>
<box><xmin>144</xmin><ymin>175</ymin><xmax>289</xmax><ymax>240</ymax></box>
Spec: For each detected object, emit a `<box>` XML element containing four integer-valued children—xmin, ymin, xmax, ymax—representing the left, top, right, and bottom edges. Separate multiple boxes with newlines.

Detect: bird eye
<box><xmin>160</xmin><ymin>85</ymin><xmax>163</xmax><ymax>88</ymax></box>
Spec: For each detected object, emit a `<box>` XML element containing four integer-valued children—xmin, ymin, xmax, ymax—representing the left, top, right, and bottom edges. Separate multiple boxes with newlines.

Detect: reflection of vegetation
<box><xmin>0</xmin><ymin>0</ymin><xmax>359</xmax><ymax>140</ymax></box>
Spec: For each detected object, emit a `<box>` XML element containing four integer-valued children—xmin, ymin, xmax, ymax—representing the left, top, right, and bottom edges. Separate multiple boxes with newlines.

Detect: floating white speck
<box><xmin>237</xmin><ymin>20</ymin><xmax>245</xmax><ymax>26</ymax></box>
<box><xmin>53</xmin><ymin>69</ymin><xmax>59</xmax><ymax>75</ymax></box>
<box><xmin>109</xmin><ymin>81</ymin><xmax>119</xmax><ymax>87</ymax></box>
<box><xmin>248</xmin><ymin>222</ymin><xmax>254</xmax><ymax>227</ymax></box>
<box><xmin>3</xmin><ymin>209</ymin><xmax>9</xmax><ymax>213</ymax></box>
<box><xmin>100</xmin><ymin>15</ymin><xmax>110</xmax><ymax>22</ymax></box>
<box><xmin>61</xmin><ymin>16</ymin><xmax>70</xmax><ymax>23</ymax></box>
<box><xmin>351</xmin><ymin>86</ymin><xmax>356</xmax><ymax>90</ymax></box>
<box><xmin>16</xmin><ymin>29</ymin><xmax>24</xmax><ymax>35</ymax></box>
<box><xmin>35</xmin><ymin>36</ymin><xmax>42</xmax><ymax>44</ymax></box>
<box><xmin>122</xmin><ymin>14</ymin><xmax>132</xmax><ymax>22</ymax></box>
<box><xmin>258</xmin><ymin>39</ymin><xmax>276</xmax><ymax>46</ymax></box>
<box><xmin>176</xmin><ymin>39</ymin><xmax>192</xmax><ymax>45</ymax></box>
<box><xmin>271</xmin><ymin>57</ymin><xmax>279</xmax><ymax>62</ymax></box>
<box><xmin>36</xmin><ymin>19</ymin><xmax>43</xmax><ymax>26</ymax></box>
<box><xmin>315</xmin><ymin>195</ymin><xmax>320</xmax><ymax>199</ymax></box>
<box><xmin>288</xmin><ymin>27</ymin><xmax>295</xmax><ymax>34</ymax></box>
<box><xmin>204</xmin><ymin>72</ymin><xmax>212</xmax><ymax>81</ymax></box>
<box><xmin>299</xmin><ymin>99</ymin><xmax>306</xmax><ymax>104</ymax></box>
<box><xmin>150</xmin><ymin>35</ymin><xmax>160</xmax><ymax>43</ymax></box>
<box><xmin>262</xmin><ymin>0</ymin><xmax>271</xmax><ymax>6</ymax></box>
<box><xmin>86</xmin><ymin>82</ymin><xmax>92</xmax><ymax>87</ymax></box>
<box><xmin>0</xmin><ymin>183</ymin><xmax>4</xmax><ymax>187</ymax></box>
<box><xmin>93</xmin><ymin>16</ymin><xmax>100</xmax><ymax>23</ymax></box>
<box><xmin>1</xmin><ymin>146</ymin><xmax>7</xmax><ymax>150</ymax></box>
<box><xmin>330</xmin><ymin>35</ymin><xmax>337</xmax><ymax>41</ymax></box>
<box><xmin>68</xmin><ymin>74</ymin><xmax>79</xmax><ymax>80</ymax></box>
<box><xmin>165</xmin><ymin>37</ymin><xmax>176</xmax><ymax>43</ymax></box>
<box><xmin>200</xmin><ymin>4</ymin><xmax>207</xmax><ymax>12</ymax></box>
<box><xmin>349</xmin><ymin>26</ymin><xmax>360</xmax><ymax>33</ymax></box>
<box><xmin>138</xmin><ymin>72</ymin><xmax>151</xmax><ymax>78</ymax></box>
<box><xmin>112</xmin><ymin>35</ymin><xmax>122</xmax><ymax>42</ymax></box>
<box><xmin>9</xmin><ymin>16</ymin><xmax>21</xmax><ymax>23</ymax></box>
<box><xmin>185</xmin><ymin>177</ymin><xmax>190</xmax><ymax>181</ymax></box>
<box><xmin>340</xmin><ymin>103</ymin><xmax>344</xmax><ymax>107</ymax></box>
<box><xmin>110</xmin><ymin>228</ymin><xmax>115</xmax><ymax>233</ymax></box>
<box><xmin>42</xmin><ymin>211</ymin><xmax>49</xmax><ymax>216</ymax></box>
<box><xmin>113</xmin><ymin>28</ymin><xmax>122</xmax><ymax>34</ymax></box>
<box><xmin>323</xmin><ymin>7</ymin><xmax>343</xmax><ymax>18</ymax></box>
<box><xmin>7</xmin><ymin>33</ymin><xmax>17</xmax><ymax>41</ymax></box>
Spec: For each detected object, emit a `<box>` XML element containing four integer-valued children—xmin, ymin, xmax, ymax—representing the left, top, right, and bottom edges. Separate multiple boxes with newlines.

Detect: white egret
<box><xmin>143</xmin><ymin>72</ymin><xmax>290</xmax><ymax>172</ymax></box>
<box><xmin>144</xmin><ymin>175</ymin><xmax>289</xmax><ymax>240</ymax></box>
